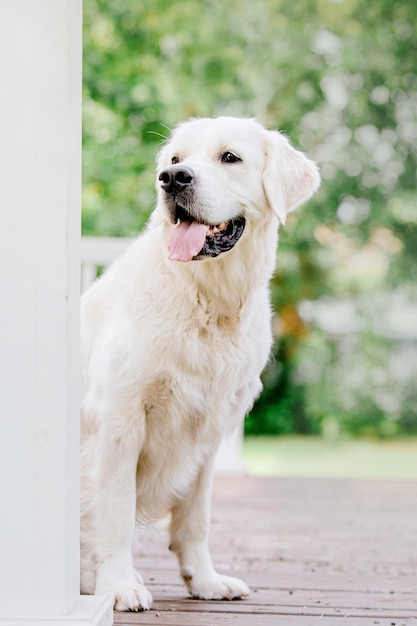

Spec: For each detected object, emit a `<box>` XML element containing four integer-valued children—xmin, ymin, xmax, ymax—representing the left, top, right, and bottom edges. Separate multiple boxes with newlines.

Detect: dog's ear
<box><xmin>263</xmin><ymin>130</ymin><xmax>320</xmax><ymax>225</ymax></box>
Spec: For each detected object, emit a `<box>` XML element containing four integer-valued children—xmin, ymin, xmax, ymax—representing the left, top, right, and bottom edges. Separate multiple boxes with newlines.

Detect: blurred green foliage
<box><xmin>83</xmin><ymin>0</ymin><xmax>417</xmax><ymax>437</ymax></box>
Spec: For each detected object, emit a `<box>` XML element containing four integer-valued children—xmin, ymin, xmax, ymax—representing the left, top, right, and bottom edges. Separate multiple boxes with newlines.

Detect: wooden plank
<box><xmin>148</xmin><ymin>600</ymin><xmax>417</xmax><ymax>619</ymax></box>
<box><xmin>137</xmin><ymin>556</ymin><xmax>417</xmax><ymax>588</ymax></box>
<box><xmin>113</xmin><ymin>609</ymin><xmax>416</xmax><ymax>626</ymax></box>
<box><xmin>145</xmin><ymin>585</ymin><xmax>417</xmax><ymax>611</ymax></box>
<box><xmin>135</xmin><ymin>551</ymin><xmax>417</xmax><ymax>594</ymax></box>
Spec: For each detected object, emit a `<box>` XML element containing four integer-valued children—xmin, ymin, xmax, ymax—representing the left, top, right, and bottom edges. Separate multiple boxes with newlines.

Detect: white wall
<box><xmin>0</xmin><ymin>1</ymin><xmax>112</xmax><ymax>624</ymax></box>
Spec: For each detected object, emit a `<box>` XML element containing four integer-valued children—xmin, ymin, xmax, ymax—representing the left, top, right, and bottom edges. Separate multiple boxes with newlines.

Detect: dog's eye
<box><xmin>171</xmin><ymin>156</ymin><xmax>180</xmax><ymax>164</ymax></box>
<box><xmin>221</xmin><ymin>152</ymin><xmax>242</xmax><ymax>164</ymax></box>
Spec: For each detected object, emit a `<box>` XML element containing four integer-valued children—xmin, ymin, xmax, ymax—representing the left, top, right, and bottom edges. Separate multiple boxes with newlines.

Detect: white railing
<box><xmin>81</xmin><ymin>236</ymin><xmax>135</xmax><ymax>293</ymax></box>
<box><xmin>81</xmin><ymin>236</ymin><xmax>244</xmax><ymax>473</ymax></box>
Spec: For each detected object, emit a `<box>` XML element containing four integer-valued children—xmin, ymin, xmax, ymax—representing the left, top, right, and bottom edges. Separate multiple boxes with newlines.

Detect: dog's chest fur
<box><xmin>132</xmin><ymin>287</ymin><xmax>271</xmax><ymax>521</ymax></box>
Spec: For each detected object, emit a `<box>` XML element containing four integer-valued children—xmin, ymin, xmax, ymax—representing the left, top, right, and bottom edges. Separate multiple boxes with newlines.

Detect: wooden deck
<box><xmin>114</xmin><ymin>475</ymin><xmax>417</xmax><ymax>626</ymax></box>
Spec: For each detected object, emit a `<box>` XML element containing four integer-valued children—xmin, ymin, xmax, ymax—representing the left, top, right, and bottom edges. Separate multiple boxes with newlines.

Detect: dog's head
<box><xmin>154</xmin><ymin>117</ymin><xmax>320</xmax><ymax>262</ymax></box>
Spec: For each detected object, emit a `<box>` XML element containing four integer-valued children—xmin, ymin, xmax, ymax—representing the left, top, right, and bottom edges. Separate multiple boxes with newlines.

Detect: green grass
<box><xmin>243</xmin><ymin>436</ymin><xmax>417</xmax><ymax>480</ymax></box>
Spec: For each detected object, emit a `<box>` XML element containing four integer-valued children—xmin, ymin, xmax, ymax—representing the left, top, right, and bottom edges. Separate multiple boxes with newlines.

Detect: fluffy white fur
<box><xmin>80</xmin><ymin>116</ymin><xmax>320</xmax><ymax>611</ymax></box>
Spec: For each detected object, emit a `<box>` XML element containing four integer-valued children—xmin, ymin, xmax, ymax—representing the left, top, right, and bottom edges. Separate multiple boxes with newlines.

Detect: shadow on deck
<box><xmin>114</xmin><ymin>475</ymin><xmax>417</xmax><ymax>625</ymax></box>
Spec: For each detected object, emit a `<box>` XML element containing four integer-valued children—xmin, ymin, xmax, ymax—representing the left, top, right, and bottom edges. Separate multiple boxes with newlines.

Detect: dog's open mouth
<box><xmin>168</xmin><ymin>206</ymin><xmax>246</xmax><ymax>262</ymax></box>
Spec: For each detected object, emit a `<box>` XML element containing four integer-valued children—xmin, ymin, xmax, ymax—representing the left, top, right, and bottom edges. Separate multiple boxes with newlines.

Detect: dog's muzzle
<box><xmin>159</xmin><ymin>165</ymin><xmax>246</xmax><ymax>262</ymax></box>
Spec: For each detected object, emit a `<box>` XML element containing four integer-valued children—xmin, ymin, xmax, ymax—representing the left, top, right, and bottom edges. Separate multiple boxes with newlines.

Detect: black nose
<box><xmin>158</xmin><ymin>165</ymin><xmax>194</xmax><ymax>193</ymax></box>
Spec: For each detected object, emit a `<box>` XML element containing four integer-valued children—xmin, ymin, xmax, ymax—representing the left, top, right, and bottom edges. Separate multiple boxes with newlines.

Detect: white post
<box><xmin>0</xmin><ymin>2</ymin><xmax>112</xmax><ymax>624</ymax></box>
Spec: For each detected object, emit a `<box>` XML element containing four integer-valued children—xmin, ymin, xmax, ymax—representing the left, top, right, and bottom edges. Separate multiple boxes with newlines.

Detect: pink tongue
<box><xmin>168</xmin><ymin>221</ymin><xmax>209</xmax><ymax>262</ymax></box>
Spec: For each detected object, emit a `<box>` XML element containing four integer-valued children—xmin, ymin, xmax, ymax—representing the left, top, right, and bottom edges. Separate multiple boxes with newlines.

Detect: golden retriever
<box><xmin>80</xmin><ymin>116</ymin><xmax>320</xmax><ymax>611</ymax></box>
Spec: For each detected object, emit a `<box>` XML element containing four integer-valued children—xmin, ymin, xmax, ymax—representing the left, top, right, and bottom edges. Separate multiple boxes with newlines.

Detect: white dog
<box><xmin>80</xmin><ymin>116</ymin><xmax>320</xmax><ymax>611</ymax></box>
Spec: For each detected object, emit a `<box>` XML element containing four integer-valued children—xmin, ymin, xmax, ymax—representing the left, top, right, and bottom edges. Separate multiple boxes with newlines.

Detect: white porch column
<box><xmin>0</xmin><ymin>1</ymin><xmax>112</xmax><ymax>624</ymax></box>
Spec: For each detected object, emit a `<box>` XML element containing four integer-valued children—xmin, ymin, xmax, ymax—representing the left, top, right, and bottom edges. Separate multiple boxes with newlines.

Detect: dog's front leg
<box><xmin>91</xmin><ymin>422</ymin><xmax>153</xmax><ymax>611</ymax></box>
<box><xmin>169</xmin><ymin>453</ymin><xmax>250</xmax><ymax>601</ymax></box>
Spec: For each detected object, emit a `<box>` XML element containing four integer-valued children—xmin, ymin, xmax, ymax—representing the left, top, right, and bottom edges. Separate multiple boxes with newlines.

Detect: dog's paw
<box><xmin>97</xmin><ymin>579</ymin><xmax>153</xmax><ymax>612</ymax></box>
<box><xmin>114</xmin><ymin>581</ymin><xmax>153</xmax><ymax>612</ymax></box>
<box><xmin>187</xmin><ymin>573</ymin><xmax>250</xmax><ymax>601</ymax></box>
